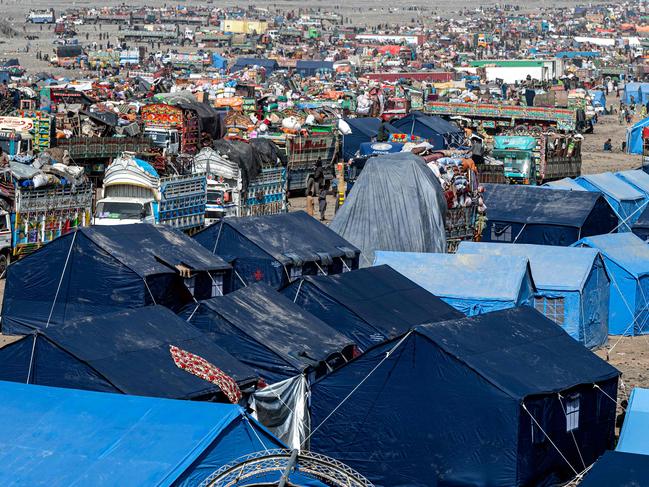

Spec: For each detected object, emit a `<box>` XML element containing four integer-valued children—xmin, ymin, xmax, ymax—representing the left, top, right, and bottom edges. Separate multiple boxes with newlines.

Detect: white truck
<box><xmin>192</xmin><ymin>147</ymin><xmax>287</xmax><ymax>223</ymax></box>
<box><xmin>94</xmin><ymin>153</ymin><xmax>206</xmax><ymax>232</ymax></box>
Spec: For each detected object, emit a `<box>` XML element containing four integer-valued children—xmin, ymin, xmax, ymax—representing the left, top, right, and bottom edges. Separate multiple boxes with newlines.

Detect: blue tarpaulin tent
<box><xmin>588</xmin><ymin>89</ymin><xmax>606</xmax><ymax>108</ymax></box>
<box><xmin>457</xmin><ymin>242</ymin><xmax>609</xmax><ymax>347</ymax></box>
<box><xmin>482</xmin><ymin>184</ymin><xmax>618</xmax><ymax>246</ymax></box>
<box><xmin>617</xmin><ymin>387</ymin><xmax>649</xmax><ymax>455</ymax></box>
<box><xmin>615</xmin><ymin>169</ymin><xmax>649</xmax><ymax>198</ymax></box>
<box><xmin>579</xmin><ymin>451</ymin><xmax>649</xmax><ymax>487</ymax></box>
<box><xmin>0</xmin><ymin>306</ymin><xmax>257</xmax><ymax>399</ymax></box>
<box><xmin>374</xmin><ymin>251</ymin><xmax>535</xmax><ymax>315</ymax></box>
<box><xmin>181</xmin><ymin>282</ymin><xmax>355</xmax><ymax>383</ymax></box>
<box><xmin>574</xmin><ymin>233</ymin><xmax>649</xmax><ymax>335</ymax></box>
<box><xmin>231</xmin><ymin>57</ymin><xmax>279</xmax><ymax>74</ymax></box>
<box><xmin>310</xmin><ymin>307</ymin><xmax>619</xmax><ymax>487</ymax></box>
<box><xmin>193</xmin><ymin>212</ymin><xmax>360</xmax><ymax>290</ymax></box>
<box><xmin>0</xmin><ymin>381</ymin><xmax>291</xmax><ymax>487</ymax></box>
<box><xmin>342</xmin><ymin>117</ymin><xmax>383</xmax><ymax>159</ymax></box>
<box><xmin>543</xmin><ymin>177</ymin><xmax>588</xmax><ymax>191</ymax></box>
<box><xmin>282</xmin><ymin>265</ymin><xmax>462</xmax><ymax>350</ymax></box>
<box><xmin>295</xmin><ymin>60</ymin><xmax>334</xmax><ymax>76</ymax></box>
<box><xmin>211</xmin><ymin>53</ymin><xmax>228</xmax><ymax>70</ymax></box>
<box><xmin>625</xmin><ymin>116</ymin><xmax>649</xmax><ymax>154</ymax></box>
<box><xmin>2</xmin><ymin>224</ymin><xmax>231</xmax><ymax>334</ymax></box>
<box><xmin>623</xmin><ymin>82</ymin><xmax>649</xmax><ymax>105</ymax></box>
<box><xmin>575</xmin><ymin>173</ymin><xmax>647</xmax><ymax>231</ymax></box>
<box><xmin>387</xmin><ymin>111</ymin><xmax>464</xmax><ymax>149</ymax></box>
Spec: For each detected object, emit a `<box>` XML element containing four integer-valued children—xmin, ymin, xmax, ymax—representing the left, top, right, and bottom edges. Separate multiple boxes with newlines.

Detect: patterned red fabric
<box><xmin>170</xmin><ymin>345</ymin><xmax>242</xmax><ymax>404</ymax></box>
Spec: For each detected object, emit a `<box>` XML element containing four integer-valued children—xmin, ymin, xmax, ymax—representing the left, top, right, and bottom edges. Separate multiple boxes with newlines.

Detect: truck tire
<box><xmin>0</xmin><ymin>252</ymin><xmax>9</xmax><ymax>278</ymax></box>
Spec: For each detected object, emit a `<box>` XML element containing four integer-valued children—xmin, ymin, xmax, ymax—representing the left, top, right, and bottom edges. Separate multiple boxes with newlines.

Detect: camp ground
<box><xmin>193</xmin><ymin>212</ymin><xmax>360</xmax><ymax>289</ymax></box>
<box><xmin>482</xmin><ymin>184</ymin><xmax>618</xmax><ymax>246</ymax></box>
<box><xmin>374</xmin><ymin>251</ymin><xmax>535</xmax><ymax>315</ymax></box>
<box><xmin>457</xmin><ymin>242</ymin><xmax>610</xmax><ymax>347</ymax></box>
<box><xmin>574</xmin><ymin>233</ymin><xmax>649</xmax><ymax>336</ymax></box>
<box><xmin>282</xmin><ymin>264</ymin><xmax>462</xmax><ymax>350</ymax></box>
<box><xmin>1</xmin><ymin>224</ymin><xmax>232</xmax><ymax>334</ymax></box>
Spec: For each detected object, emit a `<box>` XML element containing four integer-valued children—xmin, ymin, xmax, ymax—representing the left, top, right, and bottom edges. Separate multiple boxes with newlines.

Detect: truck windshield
<box><xmin>206</xmin><ymin>189</ymin><xmax>223</xmax><ymax>204</ymax></box>
<box><xmin>145</xmin><ymin>132</ymin><xmax>168</xmax><ymax>147</ymax></box>
<box><xmin>495</xmin><ymin>151</ymin><xmax>531</xmax><ymax>176</ymax></box>
<box><xmin>96</xmin><ymin>202</ymin><xmax>149</xmax><ymax>219</ymax></box>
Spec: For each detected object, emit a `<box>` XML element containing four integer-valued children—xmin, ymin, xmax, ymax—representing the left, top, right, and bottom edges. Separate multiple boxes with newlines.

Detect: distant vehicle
<box><xmin>26</xmin><ymin>9</ymin><xmax>55</xmax><ymax>24</ymax></box>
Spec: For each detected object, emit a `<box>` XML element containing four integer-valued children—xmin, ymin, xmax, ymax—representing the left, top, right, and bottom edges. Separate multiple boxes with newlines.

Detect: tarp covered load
<box><xmin>458</xmin><ymin>242</ymin><xmax>610</xmax><ymax>348</ymax></box>
<box><xmin>310</xmin><ymin>307</ymin><xmax>619</xmax><ymax>487</ymax></box>
<box><xmin>0</xmin><ymin>381</ymin><xmax>284</xmax><ymax>487</ymax></box>
<box><xmin>194</xmin><ymin>211</ymin><xmax>360</xmax><ymax>289</ymax></box>
<box><xmin>2</xmin><ymin>224</ymin><xmax>232</xmax><ymax>334</ymax></box>
<box><xmin>482</xmin><ymin>184</ymin><xmax>617</xmax><ymax>246</ymax></box>
<box><xmin>342</xmin><ymin>117</ymin><xmax>383</xmax><ymax>159</ymax></box>
<box><xmin>181</xmin><ymin>282</ymin><xmax>355</xmax><ymax>383</ymax></box>
<box><xmin>0</xmin><ymin>306</ymin><xmax>258</xmax><ymax>400</ymax></box>
<box><xmin>330</xmin><ymin>152</ymin><xmax>447</xmax><ymax>265</ymax></box>
<box><xmin>231</xmin><ymin>57</ymin><xmax>279</xmax><ymax>74</ymax></box>
<box><xmin>579</xmin><ymin>451</ymin><xmax>649</xmax><ymax>487</ymax></box>
<box><xmin>388</xmin><ymin>112</ymin><xmax>464</xmax><ymax>149</ymax></box>
<box><xmin>575</xmin><ymin>173</ymin><xmax>647</xmax><ymax>231</ymax></box>
<box><xmin>374</xmin><ymin>251</ymin><xmax>535</xmax><ymax>316</ymax></box>
<box><xmin>574</xmin><ymin>233</ymin><xmax>649</xmax><ymax>335</ymax></box>
<box><xmin>617</xmin><ymin>387</ymin><xmax>649</xmax><ymax>455</ymax></box>
<box><xmin>282</xmin><ymin>265</ymin><xmax>463</xmax><ymax>350</ymax></box>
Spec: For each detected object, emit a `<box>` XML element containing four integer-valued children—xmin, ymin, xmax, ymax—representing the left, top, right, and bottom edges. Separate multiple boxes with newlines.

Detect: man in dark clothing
<box><xmin>312</xmin><ymin>158</ymin><xmax>325</xmax><ymax>196</ymax></box>
<box><xmin>318</xmin><ymin>187</ymin><xmax>328</xmax><ymax>221</ymax></box>
<box><xmin>471</xmin><ymin>136</ymin><xmax>485</xmax><ymax>165</ymax></box>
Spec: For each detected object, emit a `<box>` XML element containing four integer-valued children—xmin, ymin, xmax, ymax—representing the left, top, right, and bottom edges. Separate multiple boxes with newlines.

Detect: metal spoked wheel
<box><xmin>199</xmin><ymin>449</ymin><xmax>374</xmax><ymax>487</ymax></box>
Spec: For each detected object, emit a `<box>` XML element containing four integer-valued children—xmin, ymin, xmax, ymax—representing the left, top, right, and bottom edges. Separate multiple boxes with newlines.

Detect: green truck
<box><xmin>492</xmin><ymin>134</ymin><xmax>582</xmax><ymax>185</ymax></box>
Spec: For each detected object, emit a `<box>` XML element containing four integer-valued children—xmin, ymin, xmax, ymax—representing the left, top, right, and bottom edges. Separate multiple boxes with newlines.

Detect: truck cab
<box><xmin>0</xmin><ymin>210</ymin><xmax>11</xmax><ymax>273</ymax></box>
<box><xmin>143</xmin><ymin>128</ymin><xmax>179</xmax><ymax>155</ymax></box>
<box><xmin>492</xmin><ymin>136</ymin><xmax>538</xmax><ymax>184</ymax></box>
<box><xmin>0</xmin><ymin>131</ymin><xmax>32</xmax><ymax>156</ymax></box>
<box><xmin>94</xmin><ymin>197</ymin><xmax>155</xmax><ymax>226</ymax></box>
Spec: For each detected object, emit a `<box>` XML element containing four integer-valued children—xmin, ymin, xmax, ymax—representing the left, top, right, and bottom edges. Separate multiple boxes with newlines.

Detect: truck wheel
<box><xmin>0</xmin><ymin>253</ymin><xmax>9</xmax><ymax>278</ymax></box>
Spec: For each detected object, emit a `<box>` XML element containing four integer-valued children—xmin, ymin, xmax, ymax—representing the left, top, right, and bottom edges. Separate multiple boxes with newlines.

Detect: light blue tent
<box><xmin>543</xmin><ymin>177</ymin><xmax>588</xmax><ymax>191</ymax></box>
<box><xmin>615</xmin><ymin>169</ymin><xmax>649</xmax><ymax>200</ymax></box>
<box><xmin>0</xmin><ymin>381</ymin><xmax>291</xmax><ymax>487</ymax></box>
<box><xmin>575</xmin><ymin>173</ymin><xmax>647</xmax><ymax>231</ymax></box>
<box><xmin>374</xmin><ymin>251</ymin><xmax>535</xmax><ymax>316</ymax></box>
<box><xmin>574</xmin><ymin>233</ymin><xmax>649</xmax><ymax>335</ymax></box>
<box><xmin>617</xmin><ymin>387</ymin><xmax>649</xmax><ymax>455</ymax></box>
<box><xmin>588</xmin><ymin>89</ymin><xmax>606</xmax><ymax>110</ymax></box>
<box><xmin>625</xmin><ymin>116</ymin><xmax>649</xmax><ymax>154</ymax></box>
<box><xmin>457</xmin><ymin>242</ymin><xmax>610</xmax><ymax>348</ymax></box>
<box><xmin>623</xmin><ymin>82</ymin><xmax>649</xmax><ymax>105</ymax></box>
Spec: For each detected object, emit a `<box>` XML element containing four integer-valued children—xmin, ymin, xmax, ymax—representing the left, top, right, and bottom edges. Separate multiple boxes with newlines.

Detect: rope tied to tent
<box><xmin>292</xmin><ymin>279</ymin><xmax>304</xmax><ymax>303</ymax></box>
<box><xmin>593</xmin><ymin>384</ymin><xmax>626</xmax><ymax>412</ymax></box>
<box><xmin>26</xmin><ymin>332</ymin><xmax>38</xmax><ymax>384</ymax></box>
<box><xmin>142</xmin><ymin>277</ymin><xmax>157</xmax><ymax>306</ymax></box>
<box><xmin>608</xmin><ymin>198</ymin><xmax>649</xmax><ymax>234</ymax></box>
<box><xmin>340</xmin><ymin>257</ymin><xmax>352</xmax><ymax>272</ymax></box>
<box><xmin>211</xmin><ymin>219</ymin><xmax>225</xmax><ymax>255</ymax></box>
<box><xmin>245</xmin><ymin>416</ymin><xmax>271</xmax><ymax>454</ymax></box>
<box><xmin>45</xmin><ymin>230</ymin><xmax>78</xmax><ymax>329</ymax></box>
<box><xmin>234</xmin><ymin>269</ymin><xmax>248</xmax><ymax>287</ymax></box>
<box><xmin>186</xmin><ymin>302</ymin><xmax>201</xmax><ymax>322</ymax></box>
<box><xmin>314</xmin><ymin>261</ymin><xmax>328</xmax><ymax>276</ymax></box>
<box><xmin>522</xmin><ymin>403</ymin><xmax>579</xmax><ymax>477</ymax></box>
<box><xmin>512</xmin><ymin>223</ymin><xmax>527</xmax><ymax>244</ymax></box>
<box><xmin>300</xmin><ymin>329</ymin><xmax>413</xmax><ymax>449</ymax></box>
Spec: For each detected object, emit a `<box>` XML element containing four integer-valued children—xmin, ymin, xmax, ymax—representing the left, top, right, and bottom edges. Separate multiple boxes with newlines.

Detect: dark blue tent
<box><xmin>310</xmin><ymin>307</ymin><xmax>619</xmax><ymax>487</ymax></box>
<box><xmin>632</xmin><ymin>204</ymin><xmax>649</xmax><ymax>241</ymax></box>
<box><xmin>579</xmin><ymin>451</ymin><xmax>649</xmax><ymax>487</ymax></box>
<box><xmin>282</xmin><ymin>265</ymin><xmax>462</xmax><ymax>350</ymax></box>
<box><xmin>0</xmin><ymin>306</ymin><xmax>258</xmax><ymax>400</ymax></box>
<box><xmin>342</xmin><ymin>117</ymin><xmax>382</xmax><ymax>159</ymax></box>
<box><xmin>388</xmin><ymin>111</ymin><xmax>464</xmax><ymax>149</ymax></box>
<box><xmin>482</xmin><ymin>184</ymin><xmax>618</xmax><ymax>246</ymax></box>
<box><xmin>2</xmin><ymin>224</ymin><xmax>231</xmax><ymax>334</ymax></box>
<box><xmin>181</xmin><ymin>282</ymin><xmax>355</xmax><ymax>383</ymax></box>
<box><xmin>0</xmin><ymin>381</ymin><xmax>291</xmax><ymax>487</ymax></box>
<box><xmin>295</xmin><ymin>60</ymin><xmax>334</xmax><ymax>77</ymax></box>
<box><xmin>193</xmin><ymin>211</ymin><xmax>360</xmax><ymax>290</ymax></box>
<box><xmin>231</xmin><ymin>57</ymin><xmax>279</xmax><ymax>74</ymax></box>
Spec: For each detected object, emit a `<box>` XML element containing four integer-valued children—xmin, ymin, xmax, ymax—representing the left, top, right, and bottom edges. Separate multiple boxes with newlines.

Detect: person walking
<box><xmin>471</xmin><ymin>136</ymin><xmax>485</xmax><ymax>165</ymax></box>
<box><xmin>318</xmin><ymin>186</ymin><xmax>328</xmax><ymax>222</ymax></box>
